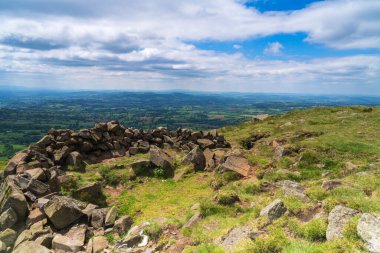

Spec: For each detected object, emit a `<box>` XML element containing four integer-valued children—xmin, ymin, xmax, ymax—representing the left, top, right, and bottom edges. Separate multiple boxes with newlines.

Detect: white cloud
<box><xmin>264</xmin><ymin>42</ymin><xmax>283</xmax><ymax>55</ymax></box>
<box><xmin>0</xmin><ymin>0</ymin><xmax>379</xmax><ymax>92</ymax></box>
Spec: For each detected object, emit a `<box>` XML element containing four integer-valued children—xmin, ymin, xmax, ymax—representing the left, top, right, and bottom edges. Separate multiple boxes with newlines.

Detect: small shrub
<box><xmin>215</xmin><ymin>191</ymin><xmax>239</xmax><ymax>205</ymax></box>
<box><xmin>60</xmin><ymin>175</ymin><xmax>78</xmax><ymax>195</ymax></box>
<box><xmin>104</xmin><ymin>233</ymin><xmax>115</xmax><ymax>244</ymax></box>
<box><xmin>200</xmin><ymin>201</ymin><xmax>224</xmax><ymax>217</ymax></box>
<box><xmin>343</xmin><ymin>216</ymin><xmax>360</xmax><ymax>241</ymax></box>
<box><xmin>99</xmin><ymin>166</ymin><xmax>120</xmax><ymax>186</ymax></box>
<box><xmin>298</xmin><ymin>151</ymin><xmax>320</xmax><ymax>167</ymax></box>
<box><xmin>251</xmin><ymin>235</ymin><xmax>285</xmax><ymax>253</ymax></box>
<box><xmin>183</xmin><ymin>243</ymin><xmax>225</xmax><ymax>253</ymax></box>
<box><xmin>153</xmin><ymin>167</ymin><xmax>166</xmax><ymax>178</ymax></box>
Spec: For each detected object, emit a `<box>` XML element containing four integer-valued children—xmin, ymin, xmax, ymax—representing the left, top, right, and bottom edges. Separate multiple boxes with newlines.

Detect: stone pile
<box><xmin>0</xmin><ymin>121</ymin><xmax>232</xmax><ymax>252</ymax></box>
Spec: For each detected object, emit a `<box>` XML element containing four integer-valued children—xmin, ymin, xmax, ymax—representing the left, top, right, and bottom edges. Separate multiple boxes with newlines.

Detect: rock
<box><xmin>14</xmin><ymin>229</ymin><xmax>32</xmax><ymax>248</ymax></box>
<box><xmin>3</xmin><ymin>152</ymin><xmax>28</xmax><ymax>176</ymax></box>
<box><xmin>113</xmin><ymin>216</ymin><xmax>134</xmax><ymax>235</ymax></box>
<box><xmin>105</xmin><ymin>206</ymin><xmax>117</xmax><ymax>227</ymax></box>
<box><xmin>26</xmin><ymin>208</ymin><xmax>46</xmax><ymax>227</ymax></box>
<box><xmin>274</xmin><ymin>146</ymin><xmax>284</xmax><ymax>161</ymax></box>
<box><xmin>35</xmin><ymin>233</ymin><xmax>54</xmax><ymax>248</ymax></box>
<box><xmin>260</xmin><ymin>199</ymin><xmax>287</xmax><ymax>221</ymax></box>
<box><xmin>197</xmin><ymin>138</ymin><xmax>215</xmax><ymax>149</ymax></box>
<box><xmin>326</xmin><ymin>205</ymin><xmax>359</xmax><ymax>240</ymax></box>
<box><xmin>130</xmin><ymin>159</ymin><xmax>151</xmax><ymax>174</ymax></box>
<box><xmin>13</xmin><ymin>241</ymin><xmax>51</xmax><ymax>253</ymax></box>
<box><xmin>0</xmin><ymin>241</ymin><xmax>5</xmax><ymax>252</ymax></box>
<box><xmin>52</xmin><ymin>234</ymin><xmax>83</xmax><ymax>252</ymax></box>
<box><xmin>253</xmin><ymin>114</ymin><xmax>270</xmax><ymax>122</ymax></box>
<box><xmin>0</xmin><ymin>228</ymin><xmax>17</xmax><ymax>249</ymax></box>
<box><xmin>65</xmin><ymin>224</ymin><xmax>88</xmax><ymax>246</ymax></box>
<box><xmin>282</xmin><ymin>180</ymin><xmax>309</xmax><ymax>201</ymax></box>
<box><xmin>26</xmin><ymin>178</ymin><xmax>50</xmax><ymax>196</ymax></box>
<box><xmin>204</xmin><ymin>148</ymin><xmax>216</xmax><ymax>170</ymax></box>
<box><xmin>183</xmin><ymin>213</ymin><xmax>202</xmax><ymax>228</ymax></box>
<box><xmin>321</xmin><ymin>180</ymin><xmax>342</xmax><ymax>190</ymax></box>
<box><xmin>149</xmin><ymin>146</ymin><xmax>174</xmax><ymax>170</ymax></box>
<box><xmin>219</xmin><ymin>156</ymin><xmax>252</xmax><ymax>177</ymax></box>
<box><xmin>91</xmin><ymin>208</ymin><xmax>108</xmax><ymax>229</ymax></box>
<box><xmin>181</xmin><ymin>146</ymin><xmax>206</xmax><ymax>171</ymax></box>
<box><xmin>72</xmin><ymin>182</ymin><xmax>105</xmax><ymax>206</ymax></box>
<box><xmin>344</xmin><ymin>162</ymin><xmax>358</xmax><ymax>174</ymax></box>
<box><xmin>43</xmin><ymin>195</ymin><xmax>84</xmax><ymax>230</ymax></box>
<box><xmin>216</xmin><ymin>226</ymin><xmax>252</xmax><ymax>251</ymax></box>
<box><xmin>92</xmin><ymin>236</ymin><xmax>109</xmax><ymax>253</ymax></box>
<box><xmin>0</xmin><ymin>178</ymin><xmax>28</xmax><ymax>223</ymax></box>
<box><xmin>66</xmin><ymin>151</ymin><xmax>85</xmax><ymax>170</ymax></box>
<box><xmin>25</xmin><ymin>168</ymin><xmax>47</xmax><ymax>181</ymax></box>
<box><xmin>0</xmin><ymin>207</ymin><xmax>18</xmax><ymax>230</ymax></box>
<box><xmin>357</xmin><ymin>213</ymin><xmax>380</xmax><ymax>253</ymax></box>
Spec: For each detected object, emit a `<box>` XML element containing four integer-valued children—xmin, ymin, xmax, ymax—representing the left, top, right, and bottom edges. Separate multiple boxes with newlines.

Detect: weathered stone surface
<box><xmin>216</xmin><ymin>226</ymin><xmax>252</xmax><ymax>251</ymax></box>
<box><xmin>3</xmin><ymin>152</ymin><xmax>28</xmax><ymax>176</ymax></box>
<box><xmin>105</xmin><ymin>206</ymin><xmax>117</xmax><ymax>227</ymax></box>
<box><xmin>204</xmin><ymin>148</ymin><xmax>216</xmax><ymax>170</ymax></box>
<box><xmin>13</xmin><ymin>241</ymin><xmax>51</xmax><ymax>253</ymax></box>
<box><xmin>66</xmin><ymin>151</ymin><xmax>84</xmax><ymax>170</ymax></box>
<box><xmin>65</xmin><ymin>224</ymin><xmax>88</xmax><ymax>246</ymax></box>
<box><xmin>35</xmin><ymin>233</ymin><xmax>54</xmax><ymax>248</ymax></box>
<box><xmin>26</xmin><ymin>208</ymin><xmax>46</xmax><ymax>226</ymax></box>
<box><xmin>274</xmin><ymin>146</ymin><xmax>284</xmax><ymax>161</ymax></box>
<box><xmin>183</xmin><ymin>213</ymin><xmax>202</xmax><ymax>228</ymax></box>
<box><xmin>130</xmin><ymin>159</ymin><xmax>151</xmax><ymax>174</ymax></box>
<box><xmin>260</xmin><ymin>199</ymin><xmax>287</xmax><ymax>221</ymax></box>
<box><xmin>357</xmin><ymin>213</ymin><xmax>380</xmax><ymax>253</ymax></box>
<box><xmin>52</xmin><ymin>234</ymin><xmax>83</xmax><ymax>252</ymax></box>
<box><xmin>0</xmin><ymin>207</ymin><xmax>18</xmax><ymax>230</ymax></box>
<box><xmin>220</xmin><ymin>156</ymin><xmax>252</xmax><ymax>177</ymax></box>
<box><xmin>92</xmin><ymin>236</ymin><xmax>109</xmax><ymax>253</ymax></box>
<box><xmin>282</xmin><ymin>180</ymin><xmax>309</xmax><ymax>201</ymax></box>
<box><xmin>321</xmin><ymin>180</ymin><xmax>342</xmax><ymax>190</ymax></box>
<box><xmin>43</xmin><ymin>195</ymin><xmax>84</xmax><ymax>230</ymax></box>
<box><xmin>91</xmin><ymin>208</ymin><xmax>108</xmax><ymax>229</ymax></box>
<box><xmin>197</xmin><ymin>138</ymin><xmax>215</xmax><ymax>149</ymax></box>
<box><xmin>113</xmin><ymin>216</ymin><xmax>133</xmax><ymax>235</ymax></box>
<box><xmin>27</xmin><ymin>178</ymin><xmax>50</xmax><ymax>196</ymax></box>
<box><xmin>326</xmin><ymin>205</ymin><xmax>359</xmax><ymax>240</ymax></box>
<box><xmin>0</xmin><ymin>228</ymin><xmax>17</xmax><ymax>248</ymax></box>
<box><xmin>72</xmin><ymin>182</ymin><xmax>105</xmax><ymax>206</ymax></box>
<box><xmin>182</xmin><ymin>146</ymin><xmax>206</xmax><ymax>171</ymax></box>
<box><xmin>25</xmin><ymin>168</ymin><xmax>47</xmax><ymax>181</ymax></box>
<box><xmin>149</xmin><ymin>146</ymin><xmax>174</xmax><ymax>169</ymax></box>
<box><xmin>0</xmin><ymin>178</ymin><xmax>28</xmax><ymax>223</ymax></box>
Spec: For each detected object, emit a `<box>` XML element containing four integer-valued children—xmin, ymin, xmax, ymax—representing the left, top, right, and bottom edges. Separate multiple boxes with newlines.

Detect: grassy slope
<box><xmin>5</xmin><ymin>106</ymin><xmax>380</xmax><ymax>252</ymax></box>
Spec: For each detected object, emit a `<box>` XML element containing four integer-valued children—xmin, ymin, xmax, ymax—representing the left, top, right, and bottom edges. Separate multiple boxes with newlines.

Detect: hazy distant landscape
<box><xmin>1</xmin><ymin>88</ymin><xmax>380</xmax><ymax>160</ymax></box>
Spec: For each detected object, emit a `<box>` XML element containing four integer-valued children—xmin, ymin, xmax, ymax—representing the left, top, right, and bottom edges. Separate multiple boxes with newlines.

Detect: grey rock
<box><xmin>182</xmin><ymin>146</ymin><xmax>206</xmax><ymax>171</ymax></box>
<box><xmin>0</xmin><ymin>208</ymin><xmax>18</xmax><ymax>230</ymax></box>
<box><xmin>92</xmin><ymin>236</ymin><xmax>109</xmax><ymax>253</ymax></box>
<box><xmin>326</xmin><ymin>205</ymin><xmax>359</xmax><ymax>240</ymax></box>
<box><xmin>220</xmin><ymin>156</ymin><xmax>252</xmax><ymax>177</ymax></box>
<box><xmin>52</xmin><ymin>234</ymin><xmax>83</xmax><ymax>252</ymax></box>
<box><xmin>282</xmin><ymin>180</ymin><xmax>309</xmax><ymax>201</ymax></box>
<box><xmin>149</xmin><ymin>146</ymin><xmax>174</xmax><ymax>170</ymax></box>
<box><xmin>183</xmin><ymin>213</ymin><xmax>202</xmax><ymax>228</ymax></box>
<box><xmin>0</xmin><ymin>178</ymin><xmax>28</xmax><ymax>223</ymax></box>
<box><xmin>357</xmin><ymin>213</ymin><xmax>380</xmax><ymax>253</ymax></box>
<box><xmin>105</xmin><ymin>206</ymin><xmax>117</xmax><ymax>227</ymax></box>
<box><xmin>0</xmin><ymin>228</ymin><xmax>17</xmax><ymax>249</ymax></box>
<box><xmin>321</xmin><ymin>180</ymin><xmax>342</xmax><ymax>190</ymax></box>
<box><xmin>113</xmin><ymin>216</ymin><xmax>133</xmax><ymax>235</ymax></box>
<box><xmin>43</xmin><ymin>195</ymin><xmax>84</xmax><ymax>230</ymax></box>
<box><xmin>260</xmin><ymin>199</ymin><xmax>287</xmax><ymax>221</ymax></box>
<box><xmin>216</xmin><ymin>226</ymin><xmax>252</xmax><ymax>251</ymax></box>
<box><xmin>91</xmin><ymin>208</ymin><xmax>108</xmax><ymax>229</ymax></box>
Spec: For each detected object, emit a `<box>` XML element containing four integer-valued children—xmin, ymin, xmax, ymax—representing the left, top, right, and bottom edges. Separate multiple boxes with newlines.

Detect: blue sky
<box><xmin>0</xmin><ymin>0</ymin><xmax>379</xmax><ymax>94</ymax></box>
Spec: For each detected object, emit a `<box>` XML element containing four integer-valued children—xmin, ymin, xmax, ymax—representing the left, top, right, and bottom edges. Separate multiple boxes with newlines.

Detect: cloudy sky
<box><xmin>0</xmin><ymin>0</ymin><xmax>379</xmax><ymax>94</ymax></box>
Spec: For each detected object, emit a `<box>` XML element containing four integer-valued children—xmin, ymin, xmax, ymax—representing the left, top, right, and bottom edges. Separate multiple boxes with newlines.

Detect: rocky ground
<box><xmin>1</xmin><ymin>106</ymin><xmax>380</xmax><ymax>252</ymax></box>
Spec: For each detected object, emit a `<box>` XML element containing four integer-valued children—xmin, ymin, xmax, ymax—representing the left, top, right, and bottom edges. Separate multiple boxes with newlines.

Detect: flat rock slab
<box><xmin>216</xmin><ymin>226</ymin><xmax>252</xmax><ymax>252</ymax></box>
<box><xmin>326</xmin><ymin>205</ymin><xmax>359</xmax><ymax>240</ymax></box>
<box><xmin>220</xmin><ymin>156</ymin><xmax>252</xmax><ymax>177</ymax></box>
<box><xmin>357</xmin><ymin>213</ymin><xmax>380</xmax><ymax>253</ymax></box>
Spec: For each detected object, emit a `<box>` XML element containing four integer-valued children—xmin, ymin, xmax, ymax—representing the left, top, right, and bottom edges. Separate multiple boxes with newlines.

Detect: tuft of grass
<box><xmin>183</xmin><ymin>243</ymin><xmax>225</xmax><ymax>253</ymax></box>
<box><xmin>288</xmin><ymin>218</ymin><xmax>327</xmax><ymax>242</ymax></box>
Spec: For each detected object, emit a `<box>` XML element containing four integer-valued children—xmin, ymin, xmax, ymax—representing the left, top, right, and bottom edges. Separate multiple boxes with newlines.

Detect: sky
<box><xmin>0</xmin><ymin>0</ymin><xmax>379</xmax><ymax>94</ymax></box>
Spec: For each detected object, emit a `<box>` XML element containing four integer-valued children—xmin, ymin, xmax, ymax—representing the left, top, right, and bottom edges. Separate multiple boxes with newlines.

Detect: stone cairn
<box><xmin>0</xmin><ymin>121</ymin><xmax>231</xmax><ymax>252</ymax></box>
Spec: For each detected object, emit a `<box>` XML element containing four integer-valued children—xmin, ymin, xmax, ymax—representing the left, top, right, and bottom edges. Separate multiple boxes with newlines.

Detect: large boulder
<box><xmin>3</xmin><ymin>152</ymin><xmax>28</xmax><ymax>176</ymax></box>
<box><xmin>72</xmin><ymin>182</ymin><xmax>106</xmax><ymax>206</ymax></box>
<box><xmin>219</xmin><ymin>156</ymin><xmax>252</xmax><ymax>177</ymax></box>
<box><xmin>113</xmin><ymin>216</ymin><xmax>134</xmax><ymax>235</ymax></box>
<box><xmin>66</xmin><ymin>152</ymin><xmax>85</xmax><ymax>170</ymax></box>
<box><xmin>13</xmin><ymin>241</ymin><xmax>51</xmax><ymax>253</ymax></box>
<box><xmin>149</xmin><ymin>146</ymin><xmax>174</xmax><ymax>170</ymax></box>
<box><xmin>0</xmin><ymin>178</ymin><xmax>28</xmax><ymax>223</ymax></box>
<box><xmin>326</xmin><ymin>205</ymin><xmax>359</xmax><ymax>240</ymax></box>
<box><xmin>181</xmin><ymin>146</ymin><xmax>206</xmax><ymax>171</ymax></box>
<box><xmin>260</xmin><ymin>199</ymin><xmax>287</xmax><ymax>221</ymax></box>
<box><xmin>43</xmin><ymin>196</ymin><xmax>84</xmax><ymax>230</ymax></box>
<box><xmin>357</xmin><ymin>213</ymin><xmax>380</xmax><ymax>253</ymax></box>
